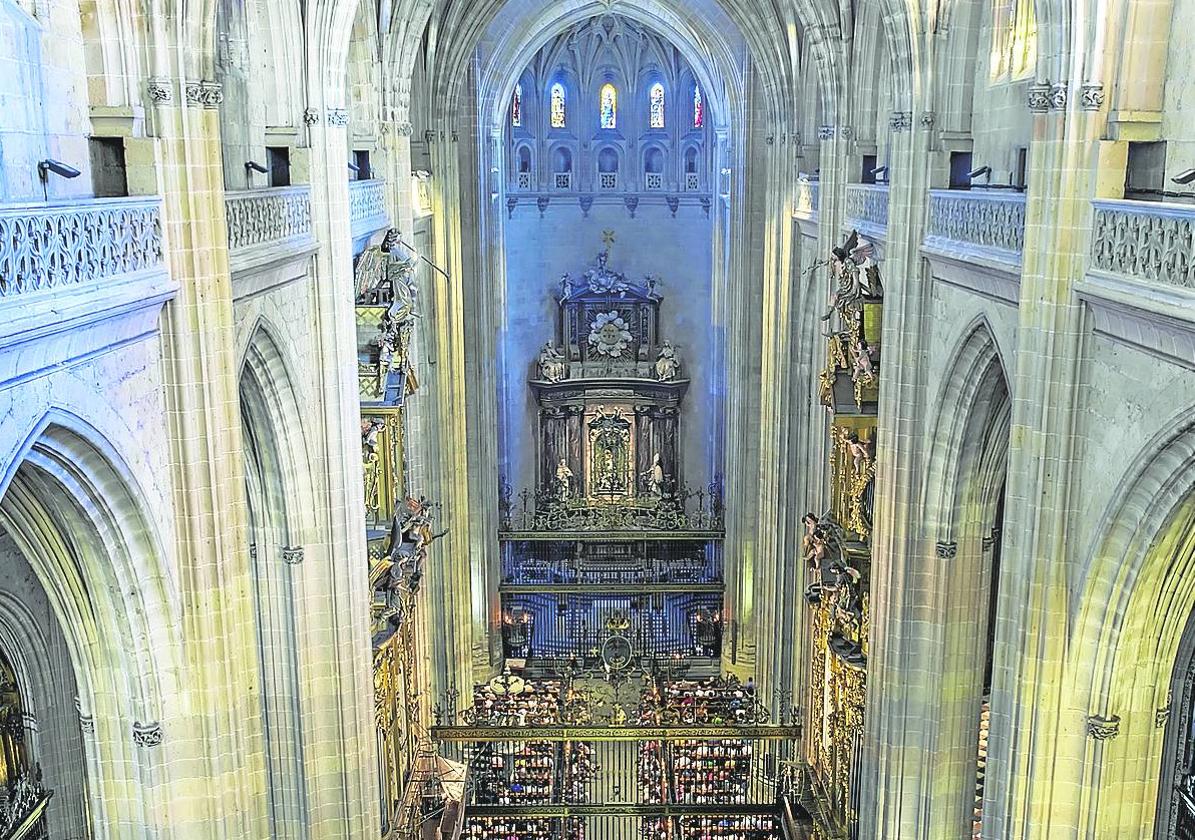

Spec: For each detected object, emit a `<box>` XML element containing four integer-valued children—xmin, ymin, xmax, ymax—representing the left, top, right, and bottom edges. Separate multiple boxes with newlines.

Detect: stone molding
<box><xmin>919</xmin><ymin>111</ymin><xmax>936</xmax><ymax>128</ymax></box>
<box><xmin>281</xmin><ymin>546</ymin><xmax>304</xmax><ymax>565</ymax></box>
<box><xmin>327</xmin><ymin>109</ymin><xmax>350</xmax><ymax>126</ymax></box>
<box><xmin>889</xmin><ymin>111</ymin><xmax>912</xmax><ymax>132</ymax></box>
<box><xmin>0</xmin><ymin>197</ymin><xmax>164</xmax><ymax>298</ymax></box>
<box><xmin>1157</xmin><ymin>705</ymin><xmax>1172</xmax><ymax>728</ymax></box>
<box><xmin>1085</xmin><ymin>714</ymin><xmax>1120</xmax><ymax>741</ymax></box>
<box><xmin>79</xmin><ymin>715</ymin><xmax>95</xmax><ymax>734</ymax></box>
<box><xmin>1076</xmin><ymin>273</ymin><xmax>1195</xmax><ymax>369</ymax></box>
<box><xmin>132</xmin><ymin>720</ymin><xmax>163</xmax><ymax>747</ymax></box>
<box><xmin>935</xmin><ymin>541</ymin><xmax>958</xmax><ymax>559</ymax></box>
<box><xmin>303</xmin><ymin>107</ymin><xmax>320</xmax><ymax>125</ymax></box>
<box><xmin>1049</xmin><ymin>82</ymin><xmax>1068</xmax><ymax>111</ymax></box>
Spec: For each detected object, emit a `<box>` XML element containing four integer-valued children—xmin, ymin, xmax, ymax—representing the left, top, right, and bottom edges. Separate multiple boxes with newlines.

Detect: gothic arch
<box><xmin>0</xmin><ymin>409</ymin><xmax>178</xmax><ymax>839</ymax></box>
<box><xmin>1064</xmin><ymin>408</ymin><xmax>1195</xmax><ymax>838</ymax></box>
<box><xmin>916</xmin><ymin>317</ymin><xmax>1013</xmax><ymax>835</ymax></box>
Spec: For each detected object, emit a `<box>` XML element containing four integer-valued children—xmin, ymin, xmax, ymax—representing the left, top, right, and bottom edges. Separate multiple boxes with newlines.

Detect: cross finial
<box><xmin>602</xmin><ymin>229</ymin><xmax>616</xmax><ymax>250</ymax></box>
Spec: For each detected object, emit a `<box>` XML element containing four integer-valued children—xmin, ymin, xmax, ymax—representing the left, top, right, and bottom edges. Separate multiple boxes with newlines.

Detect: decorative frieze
<box><xmin>935</xmin><ymin>541</ymin><xmax>958</xmax><ymax>559</ymax></box>
<box><xmin>1091</xmin><ymin>200</ymin><xmax>1195</xmax><ymax>291</ymax></box>
<box><xmin>889</xmin><ymin>111</ymin><xmax>912</xmax><ymax>132</ymax></box>
<box><xmin>925</xmin><ymin>190</ymin><xmax>1026</xmax><ymax>259</ymax></box>
<box><xmin>327</xmin><ymin>108</ymin><xmax>350</xmax><ymax>126</ymax></box>
<box><xmin>817</xmin><ymin>124</ymin><xmax>836</xmax><ymax>141</ymax></box>
<box><xmin>0</xmin><ymin>198</ymin><xmax>164</xmax><ymax>298</ymax></box>
<box><xmin>1086</xmin><ymin>713</ymin><xmax>1120</xmax><ymax>741</ymax></box>
<box><xmin>185</xmin><ymin>80</ymin><xmax>223</xmax><ymax>108</ymax></box>
<box><xmin>224</xmin><ymin>186</ymin><xmax>313</xmax><ymax>252</ymax></box>
<box><xmin>1080</xmin><ymin>83</ymin><xmax>1105</xmax><ymax>111</ymax></box>
<box><xmin>132</xmin><ymin>720</ymin><xmax>163</xmax><ymax>747</ymax></box>
<box><xmin>281</xmin><ymin>546</ymin><xmax>304</xmax><ymax>566</ymax></box>
<box><xmin>624</xmin><ymin>196</ymin><xmax>639</xmax><ymax>218</ymax></box>
<box><xmin>1156</xmin><ymin>705</ymin><xmax>1172</xmax><ymax>728</ymax></box>
<box><xmin>146</xmin><ymin>78</ymin><xmax>173</xmax><ymax>104</ymax></box>
<box><xmin>1049</xmin><ymin>82</ymin><xmax>1068</xmax><ymax>111</ymax></box>
<box><xmin>1027</xmin><ymin>83</ymin><xmax>1052</xmax><ymax>114</ymax></box>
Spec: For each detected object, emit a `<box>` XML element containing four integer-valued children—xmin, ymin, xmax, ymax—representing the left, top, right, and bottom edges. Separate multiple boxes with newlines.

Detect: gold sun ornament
<box><xmin>588</xmin><ymin>311</ymin><xmax>633</xmax><ymax>357</ymax></box>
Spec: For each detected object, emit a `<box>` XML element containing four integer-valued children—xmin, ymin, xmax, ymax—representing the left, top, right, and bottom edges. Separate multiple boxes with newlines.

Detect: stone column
<box><xmin>152</xmin><ymin>76</ymin><xmax>271</xmax><ymax>839</ymax></box>
<box><xmin>292</xmin><ymin>93</ymin><xmax>380</xmax><ymax>836</ymax></box>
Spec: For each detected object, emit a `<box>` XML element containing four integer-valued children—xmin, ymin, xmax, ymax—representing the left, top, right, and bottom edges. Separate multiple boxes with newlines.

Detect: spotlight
<box><xmin>969</xmin><ymin>165</ymin><xmax>992</xmax><ymax>180</ymax></box>
<box><xmin>348</xmin><ymin>161</ymin><xmax>361</xmax><ymax>173</ymax></box>
<box><xmin>870</xmin><ymin>165</ymin><xmax>889</xmax><ymax>182</ymax></box>
<box><xmin>244</xmin><ymin>160</ymin><xmax>268</xmax><ymax>174</ymax></box>
<box><xmin>1172</xmin><ymin>168</ymin><xmax>1195</xmax><ymax>185</ymax></box>
<box><xmin>37</xmin><ymin>159</ymin><xmax>81</xmax><ymax>181</ymax></box>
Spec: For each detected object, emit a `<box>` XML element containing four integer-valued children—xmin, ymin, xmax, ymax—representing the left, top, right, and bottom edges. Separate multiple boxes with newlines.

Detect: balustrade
<box><xmin>0</xmin><ymin>197</ymin><xmax>163</xmax><ymax>297</ymax></box>
<box><xmin>923</xmin><ymin>189</ymin><xmax>1025</xmax><ymax>265</ymax></box>
<box><xmin>843</xmin><ymin>184</ymin><xmax>888</xmax><ymax>237</ymax></box>
<box><xmin>224</xmin><ymin>186</ymin><xmax>313</xmax><ymax>253</ymax></box>
<box><xmin>349</xmin><ymin>178</ymin><xmax>388</xmax><ymax>238</ymax></box>
<box><xmin>1091</xmin><ymin>199</ymin><xmax>1195</xmax><ymax>291</ymax></box>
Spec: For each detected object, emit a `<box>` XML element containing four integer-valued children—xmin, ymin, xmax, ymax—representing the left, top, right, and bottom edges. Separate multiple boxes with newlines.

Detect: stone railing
<box><xmin>0</xmin><ymin>197</ymin><xmax>164</xmax><ymax>298</ymax></box>
<box><xmin>795</xmin><ymin>179</ymin><xmax>820</xmax><ymax>219</ymax></box>
<box><xmin>350</xmin><ymin>178</ymin><xmax>388</xmax><ymax>238</ymax></box>
<box><xmin>1090</xmin><ymin>199</ymin><xmax>1195</xmax><ymax>291</ymax></box>
<box><xmin>225</xmin><ymin>186</ymin><xmax>313</xmax><ymax>253</ymax></box>
<box><xmin>844</xmin><ymin>184</ymin><xmax>889</xmax><ymax>236</ymax></box>
<box><xmin>923</xmin><ymin>190</ymin><xmax>1026</xmax><ymax>266</ymax></box>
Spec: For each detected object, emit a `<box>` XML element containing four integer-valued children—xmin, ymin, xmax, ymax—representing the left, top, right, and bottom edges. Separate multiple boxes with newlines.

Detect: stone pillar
<box><xmin>152</xmin><ymin>76</ymin><xmax>272</xmax><ymax>839</ymax></box>
<box><xmin>293</xmin><ymin>91</ymin><xmax>381</xmax><ymax>836</ymax></box>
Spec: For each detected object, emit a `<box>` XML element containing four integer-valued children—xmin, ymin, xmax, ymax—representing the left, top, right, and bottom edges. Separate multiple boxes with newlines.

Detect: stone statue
<box><xmin>642</xmin><ymin>453</ymin><xmax>667</xmax><ymax>498</ymax></box>
<box><xmin>654</xmin><ymin>341</ymin><xmax>680</xmax><ymax>381</ymax></box>
<box><xmin>555</xmin><ymin>459</ymin><xmax>573</xmax><ymax>501</ymax></box>
<box><xmin>538</xmin><ymin>342</ymin><xmax>567</xmax><ymax>382</ymax></box>
<box><xmin>381</xmin><ymin>229</ymin><xmax>420</xmax><ymax>329</ymax></box>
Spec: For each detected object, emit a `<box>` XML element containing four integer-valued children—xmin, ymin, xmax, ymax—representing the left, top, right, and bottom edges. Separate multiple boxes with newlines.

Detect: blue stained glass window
<box><xmin>650</xmin><ymin>83</ymin><xmax>665</xmax><ymax>129</ymax></box>
<box><xmin>600</xmin><ymin>83</ymin><xmax>617</xmax><ymax>129</ymax></box>
<box><xmin>551</xmin><ymin>83</ymin><xmax>566</xmax><ymax>129</ymax></box>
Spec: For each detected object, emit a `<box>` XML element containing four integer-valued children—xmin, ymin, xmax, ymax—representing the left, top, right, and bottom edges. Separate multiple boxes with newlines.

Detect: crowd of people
<box><xmin>465</xmin><ymin>817</ymin><xmax>585</xmax><ymax>840</ymax></box>
<box><xmin>470</xmin><ymin>676</ymin><xmax>561</xmax><ymax>726</ymax></box>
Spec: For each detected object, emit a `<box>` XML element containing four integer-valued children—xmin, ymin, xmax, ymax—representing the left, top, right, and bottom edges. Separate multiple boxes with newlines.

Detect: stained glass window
<box><xmin>600</xmin><ymin>83</ymin><xmax>617</xmax><ymax>129</ymax></box>
<box><xmin>649</xmin><ymin>83</ymin><xmax>665</xmax><ymax>129</ymax></box>
<box><xmin>551</xmin><ymin>83</ymin><xmax>566</xmax><ymax>129</ymax></box>
<box><xmin>511</xmin><ymin>83</ymin><xmax>522</xmax><ymax>127</ymax></box>
<box><xmin>693</xmin><ymin>85</ymin><xmax>705</xmax><ymax>128</ymax></box>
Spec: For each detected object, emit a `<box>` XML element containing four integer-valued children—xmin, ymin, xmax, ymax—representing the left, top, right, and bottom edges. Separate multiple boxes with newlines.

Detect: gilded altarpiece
<box><xmin>805</xmin><ymin>231</ymin><xmax>882</xmax><ymax>835</ymax></box>
<box><xmin>355</xmin><ymin>236</ymin><xmax>434</xmax><ymax>838</ymax></box>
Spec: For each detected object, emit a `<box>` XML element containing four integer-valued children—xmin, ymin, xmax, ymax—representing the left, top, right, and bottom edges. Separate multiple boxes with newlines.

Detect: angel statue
<box><xmin>822</xmin><ymin>229</ymin><xmax>881</xmax><ymax>332</ymax></box>
<box><xmin>384</xmin><ymin>496</ymin><xmax>447</xmax><ymax>588</ymax></box>
<box><xmin>655</xmin><ymin>341</ymin><xmax>680</xmax><ymax>381</ymax></box>
<box><xmin>355</xmin><ymin>229</ymin><xmax>420</xmax><ymax>328</ymax></box>
<box><xmin>538</xmin><ymin>342</ymin><xmax>567</xmax><ymax>382</ymax></box>
<box><xmin>850</xmin><ymin>338</ymin><xmax>875</xmax><ymax>381</ymax></box>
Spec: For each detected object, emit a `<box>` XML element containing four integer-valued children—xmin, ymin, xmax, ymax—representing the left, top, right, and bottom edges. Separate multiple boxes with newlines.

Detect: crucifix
<box><xmin>602</xmin><ymin>229</ymin><xmax>616</xmax><ymax>251</ymax></box>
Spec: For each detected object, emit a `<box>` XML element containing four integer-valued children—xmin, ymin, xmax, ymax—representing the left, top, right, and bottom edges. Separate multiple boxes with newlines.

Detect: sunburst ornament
<box><xmin>588</xmin><ymin>311</ymin><xmax>633</xmax><ymax>357</ymax></box>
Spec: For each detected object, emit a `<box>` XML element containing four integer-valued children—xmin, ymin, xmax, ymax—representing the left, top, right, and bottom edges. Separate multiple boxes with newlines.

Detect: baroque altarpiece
<box><xmin>499</xmin><ymin>247</ymin><xmax>725</xmax><ymax>669</ymax></box>
<box><xmin>804</xmin><ymin>230</ymin><xmax>883</xmax><ymax>835</ymax></box>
